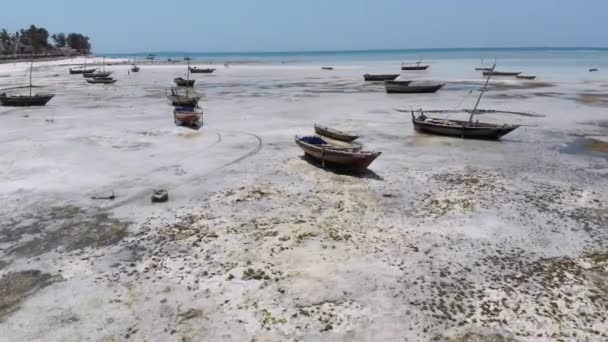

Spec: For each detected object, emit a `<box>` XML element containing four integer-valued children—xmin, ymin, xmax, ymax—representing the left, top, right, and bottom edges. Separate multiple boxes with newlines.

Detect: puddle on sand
<box><xmin>0</xmin><ymin>270</ymin><xmax>62</xmax><ymax>322</ymax></box>
<box><xmin>561</xmin><ymin>137</ymin><xmax>608</xmax><ymax>158</ymax></box>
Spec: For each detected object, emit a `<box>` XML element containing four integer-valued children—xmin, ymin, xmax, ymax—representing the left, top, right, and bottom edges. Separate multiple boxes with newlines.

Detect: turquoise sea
<box><xmin>105</xmin><ymin>47</ymin><xmax>608</xmax><ymax>68</ymax></box>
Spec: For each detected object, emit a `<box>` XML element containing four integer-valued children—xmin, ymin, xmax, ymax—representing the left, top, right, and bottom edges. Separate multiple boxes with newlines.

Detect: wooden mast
<box><xmin>29</xmin><ymin>58</ymin><xmax>33</xmax><ymax>97</ymax></box>
<box><xmin>469</xmin><ymin>63</ymin><xmax>496</xmax><ymax>123</ymax></box>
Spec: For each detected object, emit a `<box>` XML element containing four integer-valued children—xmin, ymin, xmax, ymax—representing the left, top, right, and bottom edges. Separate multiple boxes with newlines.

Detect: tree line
<box><xmin>0</xmin><ymin>25</ymin><xmax>91</xmax><ymax>54</ymax></box>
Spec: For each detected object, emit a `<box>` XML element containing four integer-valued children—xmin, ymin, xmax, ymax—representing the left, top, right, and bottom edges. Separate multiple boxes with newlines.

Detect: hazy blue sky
<box><xmin>1</xmin><ymin>0</ymin><xmax>606</xmax><ymax>53</ymax></box>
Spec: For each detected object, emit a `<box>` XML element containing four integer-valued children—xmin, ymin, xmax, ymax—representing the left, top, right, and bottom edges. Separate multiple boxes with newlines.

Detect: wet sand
<box><xmin>1</xmin><ymin>59</ymin><xmax>607</xmax><ymax>341</ymax></box>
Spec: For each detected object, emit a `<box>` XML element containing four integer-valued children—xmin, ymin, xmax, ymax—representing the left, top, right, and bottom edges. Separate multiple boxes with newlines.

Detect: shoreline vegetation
<box><xmin>0</xmin><ymin>25</ymin><xmax>91</xmax><ymax>62</ymax></box>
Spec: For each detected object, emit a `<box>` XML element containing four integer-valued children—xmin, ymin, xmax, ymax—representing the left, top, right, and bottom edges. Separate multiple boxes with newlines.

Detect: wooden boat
<box><xmin>295</xmin><ymin>136</ymin><xmax>380</xmax><ymax>170</ymax></box>
<box><xmin>131</xmin><ymin>65</ymin><xmax>140</xmax><ymax>72</ymax></box>
<box><xmin>70</xmin><ymin>67</ymin><xmax>96</xmax><ymax>74</ymax></box>
<box><xmin>1</xmin><ymin>61</ymin><xmax>55</xmax><ymax>107</ymax></box>
<box><xmin>174</xmin><ymin>106</ymin><xmax>203</xmax><ymax>129</ymax></box>
<box><xmin>397</xmin><ymin>64</ymin><xmax>525</xmax><ymax>140</ymax></box>
<box><xmin>0</xmin><ymin>93</ymin><xmax>54</xmax><ymax>106</ymax></box>
<box><xmin>385</xmin><ymin>80</ymin><xmax>413</xmax><ymax>86</ymax></box>
<box><xmin>363</xmin><ymin>74</ymin><xmax>399</xmax><ymax>81</ymax></box>
<box><xmin>516</xmin><ymin>75</ymin><xmax>536</xmax><ymax>80</ymax></box>
<box><xmin>314</xmin><ymin>124</ymin><xmax>359</xmax><ymax>142</ymax></box>
<box><xmin>589</xmin><ymin>68</ymin><xmax>598</xmax><ymax>72</ymax></box>
<box><xmin>166</xmin><ymin>87</ymin><xmax>201</xmax><ymax>107</ymax></box>
<box><xmin>189</xmin><ymin>67</ymin><xmax>215</xmax><ymax>74</ymax></box>
<box><xmin>322</xmin><ymin>67</ymin><xmax>334</xmax><ymax>70</ymax></box>
<box><xmin>385</xmin><ymin>81</ymin><xmax>444</xmax><ymax>94</ymax></box>
<box><xmin>475</xmin><ymin>67</ymin><xmax>493</xmax><ymax>71</ymax></box>
<box><xmin>409</xmin><ymin>112</ymin><xmax>520</xmax><ymax>140</ymax></box>
<box><xmin>86</xmin><ymin>77</ymin><xmax>117</xmax><ymax>84</ymax></box>
<box><xmin>482</xmin><ymin>70</ymin><xmax>521</xmax><ymax>76</ymax></box>
<box><xmin>174</xmin><ymin>77</ymin><xmax>195</xmax><ymax>87</ymax></box>
<box><xmin>83</xmin><ymin>71</ymin><xmax>112</xmax><ymax>78</ymax></box>
<box><xmin>401</xmin><ymin>61</ymin><xmax>430</xmax><ymax>70</ymax></box>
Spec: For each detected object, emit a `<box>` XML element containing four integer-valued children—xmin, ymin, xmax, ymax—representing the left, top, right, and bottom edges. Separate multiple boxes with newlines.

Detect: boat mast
<box><xmin>469</xmin><ymin>63</ymin><xmax>495</xmax><ymax>122</ymax></box>
<box><xmin>186</xmin><ymin>59</ymin><xmax>191</xmax><ymax>96</ymax></box>
<box><xmin>29</xmin><ymin>59</ymin><xmax>33</xmax><ymax>97</ymax></box>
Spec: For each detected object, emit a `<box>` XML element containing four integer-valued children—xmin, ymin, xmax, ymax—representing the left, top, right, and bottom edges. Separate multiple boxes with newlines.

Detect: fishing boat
<box><xmin>516</xmin><ymin>75</ymin><xmax>536</xmax><ymax>80</ymax></box>
<box><xmin>174</xmin><ymin>77</ymin><xmax>195</xmax><ymax>87</ymax></box>
<box><xmin>401</xmin><ymin>61</ymin><xmax>430</xmax><ymax>70</ymax></box>
<box><xmin>385</xmin><ymin>81</ymin><xmax>444</xmax><ymax>94</ymax></box>
<box><xmin>83</xmin><ymin>71</ymin><xmax>112</xmax><ymax>78</ymax></box>
<box><xmin>482</xmin><ymin>70</ymin><xmax>521</xmax><ymax>76</ymax></box>
<box><xmin>397</xmin><ymin>65</ymin><xmax>527</xmax><ymax>140</ymax></box>
<box><xmin>295</xmin><ymin>136</ymin><xmax>381</xmax><ymax>170</ymax></box>
<box><xmin>69</xmin><ymin>67</ymin><xmax>97</xmax><ymax>74</ymax></box>
<box><xmin>166</xmin><ymin>88</ymin><xmax>201</xmax><ymax>107</ymax></box>
<box><xmin>86</xmin><ymin>77</ymin><xmax>117</xmax><ymax>84</ymax></box>
<box><xmin>589</xmin><ymin>68</ymin><xmax>598</xmax><ymax>72</ymax></box>
<box><xmin>174</xmin><ymin>106</ymin><xmax>203</xmax><ymax>129</ymax></box>
<box><xmin>1</xmin><ymin>60</ymin><xmax>55</xmax><ymax>107</ymax></box>
<box><xmin>363</xmin><ymin>74</ymin><xmax>400</xmax><ymax>81</ymax></box>
<box><xmin>322</xmin><ymin>67</ymin><xmax>334</xmax><ymax>70</ymax></box>
<box><xmin>131</xmin><ymin>65</ymin><xmax>140</xmax><ymax>72</ymax></box>
<box><xmin>314</xmin><ymin>124</ymin><xmax>359</xmax><ymax>142</ymax></box>
<box><xmin>189</xmin><ymin>67</ymin><xmax>215</xmax><ymax>74</ymax></box>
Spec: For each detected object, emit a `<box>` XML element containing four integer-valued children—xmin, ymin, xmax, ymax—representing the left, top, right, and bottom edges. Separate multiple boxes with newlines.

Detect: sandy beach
<box><xmin>1</xmin><ymin>56</ymin><xmax>607</xmax><ymax>341</ymax></box>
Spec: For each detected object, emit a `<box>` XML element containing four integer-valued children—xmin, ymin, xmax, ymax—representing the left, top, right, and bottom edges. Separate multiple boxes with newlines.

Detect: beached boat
<box><xmin>295</xmin><ymin>136</ymin><xmax>380</xmax><ymax>170</ymax></box>
<box><xmin>189</xmin><ymin>67</ymin><xmax>215</xmax><ymax>74</ymax></box>
<box><xmin>131</xmin><ymin>65</ymin><xmax>140</xmax><ymax>72</ymax></box>
<box><xmin>166</xmin><ymin>87</ymin><xmax>201</xmax><ymax>107</ymax></box>
<box><xmin>482</xmin><ymin>70</ymin><xmax>521</xmax><ymax>76</ymax></box>
<box><xmin>174</xmin><ymin>106</ymin><xmax>203</xmax><ymax>129</ymax></box>
<box><xmin>174</xmin><ymin>77</ymin><xmax>195</xmax><ymax>87</ymax></box>
<box><xmin>70</xmin><ymin>67</ymin><xmax>96</xmax><ymax>75</ymax></box>
<box><xmin>516</xmin><ymin>75</ymin><xmax>536</xmax><ymax>80</ymax></box>
<box><xmin>83</xmin><ymin>71</ymin><xmax>112</xmax><ymax>78</ymax></box>
<box><xmin>385</xmin><ymin>81</ymin><xmax>444</xmax><ymax>94</ymax></box>
<box><xmin>363</xmin><ymin>74</ymin><xmax>400</xmax><ymax>81</ymax></box>
<box><xmin>322</xmin><ymin>67</ymin><xmax>334</xmax><ymax>70</ymax></box>
<box><xmin>475</xmin><ymin>67</ymin><xmax>493</xmax><ymax>71</ymax></box>
<box><xmin>589</xmin><ymin>68</ymin><xmax>598</xmax><ymax>72</ymax></box>
<box><xmin>314</xmin><ymin>124</ymin><xmax>359</xmax><ymax>142</ymax></box>
<box><xmin>397</xmin><ymin>65</ymin><xmax>526</xmax><ymax>140</ymax></box>
<box><xmin>401</xmin><ymin>61</ymin><xmax>430</xmax><ymax>70</ymax></box>
<box><xmin>86</xmin><ymin>77</ymin><xmax>117</xmax><ymax>84</ymax></box>
<box><xmin>1</xmin><ymin>61</ymin><xmax>55</xmax><ymax>107</ymax></box>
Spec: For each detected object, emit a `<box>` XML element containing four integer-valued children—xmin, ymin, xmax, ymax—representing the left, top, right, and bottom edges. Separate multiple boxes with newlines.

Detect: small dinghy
<box><xmin>83</xmin><ymin>71</ymin><xmax>112</xmax><ymax>78</ymax></box>
<box><xmin>314</xmin><ymin>124</ymin><xmax>359</xmax><ymax>142</ymax></box>
<box><xmin>322</xmin><ymin>67</ymin><xmax>334</xmax><ymax>70</ymax></box>
<box><xmin>385</xmin><ymin>81</ymin><xmax>444</xmax><ymax>94</ymax></box>
<box><xmin>189</xmin><ymin>67</ymin><xmax>215</xmax><ymax>74</ymax></box>
<box><xmin>482</xmin><ymin>70</ymin><xmax>521</xmax><ymax>76</ymax></box>
<box><xmin>401</xmin><ymin>61</ymin><xmax>430</xmax><ymax>70</ymax></box>
<box><xmin>363</xmin><ymin>74</ymin><xmax>400</xmax><ymax>81</ymax></box>
<box><xmin>174</xmin><ymin>106</ymin><xmax>203</xmax><ymax>129</ymax></box>
<box><xmin>295</xmin><ymin>136</ymin><xmax>380</xmax><ymax>170</ymax></box>
<box><xmin>86</xmin><ymin>77</ymin><xmax>117</xmax><ymax>84</ymax></box>
<box><xmin>69</xmin><ymin>67</ymin><xmax>97</xmax><ymax>75</ymax></box>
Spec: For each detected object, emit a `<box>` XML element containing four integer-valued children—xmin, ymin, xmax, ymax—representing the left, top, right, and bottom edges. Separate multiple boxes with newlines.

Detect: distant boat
<box><xmin>482</xmin><ymin>70</ymin><xmax>521</xmax><ymax>76</ymax></box>
<box><xmin>174</xmin><ymin>77</ymin><xmax>195</xmax><ymax>87</ymax></box>
<box><xmin>398</xmin><ymin>65</ymin><xmax>526</xmax><ymax>140</ymax></box>
<box><xmin>86</xmin><ymin>77</ymin><xmax>117</xmax><ymax>84</ymax></box>
<box><xmin>589</xmin><ymin>68</ymin><xmax>599</xmax><ymax>72</ymax></box>
<box><xmin>401</xmin><ymin>61</ymin><xmax>430</xmax><ymax>70</ymax></box>
<box><xmin>475</xmin><ymin>67</ymin><xmax>493</xmax><ymax>71</ymax></box>
<box><xmin>174</xmin><ymin>106</ymin><xmax>203</xmax><ymax>129</ymax></box>
<box><xmin>83</xmin><ymin>71</ymin><xmax>112</xmax><ymax>78</ymax></box>
<box><xmin>295</xmin><ymin>136</ymin><xmax>380</xmax><ymax>170</ymax></box>
<box><xmin>322</xmin><ymin>67</ymin><xmax>334</xmax><ymax>70</ymax></box>
<box><xmin>1</xmin><ymin>60</ymin><xmax>54</xmax><ymax>107</ymax></box>
<box><xmin>516</xmin><ymin>75</ymin><xmax>536</xmax><ymax>80</ymax></box>
<box><xmin>385</xmin><ymin>81</ymin><xmax>444</xmax><ymax>94</ymax></box>
<box><xmin>70</xmin><ymin>67</ymin><xmax>97</xmax><ymax>74</ymax></box>
<box><xmin>363</xmin><ymin>74</ymin><xmax>399</xmax><ymax>81</ymax></box>
<box><xmin>189</xmin><ymin>67</ymin><xmax>215</xmax><ymax>74</ymax></box>
<box><xmin>131</xmin><ymin>65</ymin><xmax>140</xmax><ymax>72</ymax></box>
<box><xmin>314</xmin><ymin>124</ymin><xmax>359</xmax><ymax>142</ymax></box>
<box><xmin>146</xmin><ymin>54</ymin><xmax>156</xmax><ymax>60</ymax></box>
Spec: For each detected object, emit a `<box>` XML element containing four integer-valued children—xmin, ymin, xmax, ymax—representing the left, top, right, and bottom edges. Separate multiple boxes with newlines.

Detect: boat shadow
<box><xmin>299</xmin><ymin>155</ymin><xmax>383</xmax><ymax>180</ymax></box>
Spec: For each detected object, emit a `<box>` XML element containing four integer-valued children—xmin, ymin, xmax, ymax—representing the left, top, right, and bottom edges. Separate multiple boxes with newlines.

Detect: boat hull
<box><xmin>363</xmin><ymin>74</ymin><xmax>399</xmax><ymax>81</ymax></box>
<box><xmin>86</xmin><ymin>78</ymin><xmax>117</xmax><ymax>84</ymax></box>
<box><xmin>401</xmin><ymin>65</ymin><xmax>429</xmax><ymax>70</ymax></box>
<box><xmin>412</xmin><ymin>117</ymin><xmax>519</xmax><ymax>140</ymax></box>
<box><xmin>314</xmin><ymin>124</ymin><xmax>359</xmax><ymax>142</ymax></box>
<box><xmin>174</xmin><ymin>107</ymin><xmax>203</xmax><ymax>129</ymax></box>
<box><xmin>0</xmin><ymin>94</ymin><xmax>54</xmax><ymax>106</ymax></box>
<box><xmin>189</xmin><ymin>67</ymin><xmax>214</xmax><ymax>74</ymax></box>
<box><xmin>295</xmin><ymin>137</ymin><xmax>380</xmax><ymax>170</ymax></box>
<box><xmin>83</xmin><ymin>71</ymin><xmax>112</xmax><ymax>78</ymax></box>
<box><xmin>386</xmin><ymin>83</ymin><xmax>444</xmax><ymax>94</ymax></box>
<box><xmin>174</xmin><ymin>78</ymin><xmax>195</xmax><ymax>87</ymax></box>
<box><xmin>482</xmin><ymin>71</ymin><xmax>521</xmax><ymax>76</ymax></box>
<box><xmin>70</xmin><ymin>68</ymin><xmax>97</xmax><ymax>74</ymax></box>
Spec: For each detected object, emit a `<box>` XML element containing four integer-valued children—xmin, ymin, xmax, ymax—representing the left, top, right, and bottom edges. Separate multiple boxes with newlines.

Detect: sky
<box><xmin>1</xmin><ymin>0</ymin><xmax>607</xmax><ymax>53</ymax></box>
